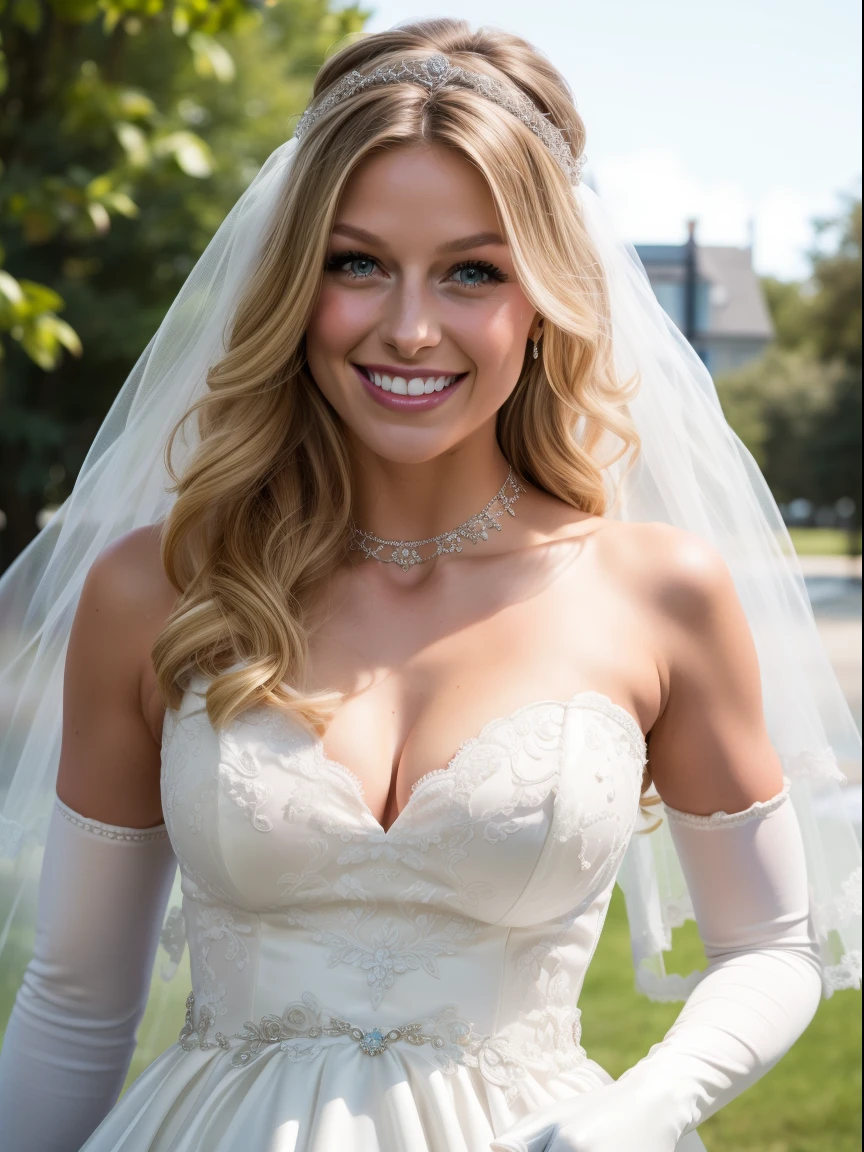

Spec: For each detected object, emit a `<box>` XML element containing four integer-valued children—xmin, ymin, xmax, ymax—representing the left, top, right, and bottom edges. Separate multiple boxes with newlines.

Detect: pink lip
<box><xmin>351</xmin><ymin>364</ymin><xmax>467</xmax><ymax>412</ymax></box>
<box><xmin>361</xmin><ymin>363</ymin><xmax>467</xmax><ymax>378</ymax></box>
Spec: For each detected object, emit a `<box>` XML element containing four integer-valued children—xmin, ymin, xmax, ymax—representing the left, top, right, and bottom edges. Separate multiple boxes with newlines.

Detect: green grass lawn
<box><xmin>788</xmin><ymin>527</ymin><xmax>862</xmax><ymax>556</ymax></box>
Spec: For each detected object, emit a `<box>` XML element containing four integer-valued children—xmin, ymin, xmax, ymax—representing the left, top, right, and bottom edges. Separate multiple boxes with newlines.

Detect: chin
<box><xmin>348</xmin><ymin>424</ymin><xmax>465</xmax><ymax>466</ymax></box>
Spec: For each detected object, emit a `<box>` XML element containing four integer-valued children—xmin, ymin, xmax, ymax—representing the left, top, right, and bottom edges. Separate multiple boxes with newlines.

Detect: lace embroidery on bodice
<box><xmin>161</xmin><ymin>683</ymin><xmax>647</xmax><ymax>1103</ymax></box>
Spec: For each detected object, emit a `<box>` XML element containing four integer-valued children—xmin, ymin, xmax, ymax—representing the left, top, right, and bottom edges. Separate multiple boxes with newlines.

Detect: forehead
<box><xmin>332</xmin><ymin>144</ymin><xmax>503</xmax><ymax>246</ymax></box>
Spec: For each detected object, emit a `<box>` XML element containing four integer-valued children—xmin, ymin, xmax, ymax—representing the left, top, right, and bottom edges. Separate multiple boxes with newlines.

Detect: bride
<box><xmin>0</xmin><ymin>18</ymin><xmax>860</xmax><ymax>1152</ymax></box>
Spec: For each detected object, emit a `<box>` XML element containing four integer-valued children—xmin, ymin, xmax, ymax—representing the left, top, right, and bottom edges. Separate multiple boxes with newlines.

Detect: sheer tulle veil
<box><xmin>579</xmin><ymin>184</ymin><xmax>862</xmax><ymax>998</ymax></box>
<box><xmin>0</xmin><ymin>77</ymin><xmax>860</xmax><ymax>1056</ymax></box>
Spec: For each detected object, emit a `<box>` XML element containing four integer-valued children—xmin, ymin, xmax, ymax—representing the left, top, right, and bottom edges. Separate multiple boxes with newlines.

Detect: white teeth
<box><xmin>364</xmin><ymin>370</ymin><xmax>459</xmax><ymax>396</ymax></box>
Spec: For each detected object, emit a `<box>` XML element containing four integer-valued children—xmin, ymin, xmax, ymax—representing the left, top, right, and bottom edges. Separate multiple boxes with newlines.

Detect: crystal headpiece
<box><xmin>294</xmin><ymin>53</ymin><xmax>587</xmax><ymax>186</ymax></box>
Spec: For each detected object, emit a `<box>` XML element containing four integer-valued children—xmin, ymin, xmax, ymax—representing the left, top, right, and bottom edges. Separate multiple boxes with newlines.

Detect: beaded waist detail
<box><xmin>177</xmin><ymin>990</ymin><xmax>587</xmax><ymax>1104</ymax></box>
<box><xmin>179</xmin><ymin>991</ymin><xmax>471</xmax><ymax>1068</ymax></box>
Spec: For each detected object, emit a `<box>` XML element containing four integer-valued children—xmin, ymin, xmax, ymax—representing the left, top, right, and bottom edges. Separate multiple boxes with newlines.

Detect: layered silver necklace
<box><xmin>351</xmin><ymin>467</ymin><xmax>525</xmax><ymax>572</ymax></box>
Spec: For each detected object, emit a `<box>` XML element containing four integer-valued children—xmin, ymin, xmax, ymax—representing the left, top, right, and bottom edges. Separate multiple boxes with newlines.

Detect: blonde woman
<box><xmin>0</xmin><ymin>18</ymin><xmax>859</xmax><ymax>1152</ymax></box>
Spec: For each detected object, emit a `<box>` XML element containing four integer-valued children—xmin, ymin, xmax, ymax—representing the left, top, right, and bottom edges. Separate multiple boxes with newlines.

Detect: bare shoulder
<box><xmin>72</xmin><ymin>524</ymin><xmax>177</xmax><ymax>692</ymax></box>
<box><xmin>523</xmin><ymin>493</ymin><xmax>735</xmax><ymax>626</ymax></box>
<box><xmin>84</xmin><ymin>523</ymin><xmax>176</xmax><ymax>613</ymax></box>
<box><xmin>588</xmin><ymin>519</ymin><xmax>735</xmax><ymax>625</ymax></box>
<box><xmin>588</xmin><ymin>519</ymin><xmax>781</xmax><ymax>813</ymax></box>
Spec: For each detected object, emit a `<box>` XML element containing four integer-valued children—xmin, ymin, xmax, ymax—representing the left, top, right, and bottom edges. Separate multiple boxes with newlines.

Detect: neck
<box><xmin>349</xmin><ymin>427</ymin><xmax>511</xmax><ymax>543</ymax></box>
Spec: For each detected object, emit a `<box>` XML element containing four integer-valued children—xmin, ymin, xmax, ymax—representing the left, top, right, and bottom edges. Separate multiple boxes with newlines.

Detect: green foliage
<box><xmin>716</xmin><ymin>346</ymin><xmax>839</xmax><ymax>500</ymax></box>
<box><xmin>717</xmin><ymin>196</ymin><xmax>863</xmax><ymax>545</ymax></box>
<box><xmin>0</xmin><ymin>257</ymin><xmax>82</xmax><ymax>368</ymax></box>
<box><xmin>810</xmin><ymin>198</ymin><xmax>862</xmax><ymax>371</ymax></box>
<box><xmin>760</xmin><ymin>276</ymin><xmax>817</xmax><ymax>353</ymax></box>
<box><xmin>0</xmin><ymin>0</ymin><xmax>367</xmax><ymax>568</ymax></box>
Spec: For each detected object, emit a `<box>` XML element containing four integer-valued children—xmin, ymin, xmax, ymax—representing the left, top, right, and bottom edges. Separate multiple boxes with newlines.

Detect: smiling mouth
<box><xmin>354</xmin><ymin>366</ymin><xmax>466</xmax><ymax>395</ymax></box>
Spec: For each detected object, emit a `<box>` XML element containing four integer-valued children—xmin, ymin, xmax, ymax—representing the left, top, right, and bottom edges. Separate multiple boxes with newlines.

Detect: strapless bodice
<box><xmin>160</xmin><ymin>680</ymin><xmax>647</xmax><ymax>1105</ymax></box>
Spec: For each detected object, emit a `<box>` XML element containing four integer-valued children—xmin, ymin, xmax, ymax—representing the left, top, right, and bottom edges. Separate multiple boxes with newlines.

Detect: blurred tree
<box><xmin>715</xmin><ymin>346</ymin><xmax>839</xmax><ymax>501</ymax></box>
<box><xmin>0</xmin><ymin>0</ymin><xmax>366</xmax><ymax>570</ymax></box>
<box><xmin>760</xmin><ymin>275</ymin><xmax>817</xmax><ymax>353</ymax></box>
<box><xmin>810</xmin><ymin>198</ymin><xmax>862</xmax><ymax>371</ymax></box>
<box><xmin>717</xmin><ymin>196</ymin><xmax>862</xmax><ymax>551</ymax></box>
<box><xmin>808</xmin><ymin>199</ymin><xmax>862</xmax><ymax>549</ymax></box>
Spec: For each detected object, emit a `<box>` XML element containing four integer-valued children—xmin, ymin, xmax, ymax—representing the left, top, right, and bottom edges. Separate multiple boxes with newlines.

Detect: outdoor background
<box><xmin>0</xmin><ymin>2</ymin><xmax>861</xmax><ymax>1150</ymax></box>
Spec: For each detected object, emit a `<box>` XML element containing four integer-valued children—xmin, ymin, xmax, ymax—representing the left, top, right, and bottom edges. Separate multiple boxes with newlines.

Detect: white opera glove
<box><xmin>0</xmin><ymin>796</ymin><xmax>177</xmax><ymax>1152</ymax></box>
<box><xmin>492</xmin><ymin>782</ymin><xmax>823</xmax><ymax>1152</ymax></box>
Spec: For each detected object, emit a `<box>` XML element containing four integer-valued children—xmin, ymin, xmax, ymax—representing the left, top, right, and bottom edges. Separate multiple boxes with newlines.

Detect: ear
<box><xmin>529</xmin><ymin>318</ymin><xmax>545</xmax><ymax>344</ymax></box>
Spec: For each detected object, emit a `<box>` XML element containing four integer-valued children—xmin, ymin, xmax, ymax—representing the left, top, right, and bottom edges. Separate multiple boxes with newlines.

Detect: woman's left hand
<box><xmin>490</xmin><ymin>1078</ymin><xmax>681</xmax><ymax>1152</ymax></box>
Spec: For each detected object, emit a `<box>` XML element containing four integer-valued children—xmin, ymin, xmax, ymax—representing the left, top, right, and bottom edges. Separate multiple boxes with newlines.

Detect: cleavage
<box><xmin>318</xmin><ymin>691</ymin><xmax>450</xmax><ymax>822</ymax></box>
<box><xmin>317</xmin><ymin>681</ymin><xmax>566</xmax><ymax>829</ymax></box>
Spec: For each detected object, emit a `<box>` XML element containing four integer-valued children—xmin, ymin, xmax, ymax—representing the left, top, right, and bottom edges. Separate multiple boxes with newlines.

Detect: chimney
<box><xmin>684</xmin><ymin>219</ymin><xmax>698</xmax><ymax>343</ymax></box>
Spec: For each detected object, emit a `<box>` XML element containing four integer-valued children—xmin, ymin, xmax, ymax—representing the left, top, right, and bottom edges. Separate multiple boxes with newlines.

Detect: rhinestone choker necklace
<box><xmin>351</xmin><ymin>467</ymin><xmax>525</xmax><ymax>572</ymax></box>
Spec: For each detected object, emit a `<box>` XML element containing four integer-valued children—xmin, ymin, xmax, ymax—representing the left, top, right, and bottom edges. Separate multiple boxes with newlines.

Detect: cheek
<box><xmin>307</xmin><ymin>285</ymin><xmax>374</xmax><ymax>359</ymax></box>
<box><xmin>452</xmin><ymin>295</ymin><xmax>533</xmax><ymax>375</ymax></box>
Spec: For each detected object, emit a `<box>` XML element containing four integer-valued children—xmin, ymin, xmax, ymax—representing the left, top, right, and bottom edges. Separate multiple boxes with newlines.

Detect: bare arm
<box><xmin>56</xmin><ymin>524</ymin><xmax>175</xmax><ymax>827</ymax></box>
<box><xmin>641</xmin><ymin>525</ymin><xmax>784</xmax><ymax>815</ymax></box>
<box><xmin>0</xmin><ymin>527</ymin><xmax>178</xmax><ymax>1152</ymax></box>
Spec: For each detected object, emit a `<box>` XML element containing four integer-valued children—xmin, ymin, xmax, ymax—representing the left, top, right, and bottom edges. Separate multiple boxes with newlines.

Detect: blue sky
<box><xmin>358</xmin><ymin>0</ymin><xmax>862</xmax><ymax>278</ymax></box>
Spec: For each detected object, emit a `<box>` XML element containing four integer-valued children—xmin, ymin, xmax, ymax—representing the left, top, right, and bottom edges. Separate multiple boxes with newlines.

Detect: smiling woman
<box><xmin>150</xmin><ymin>27</ymin><xmax>639</xmax><ymax>738</ymax></box>
<box><xmin>309</xmin><ymin>147</ymin><xmax>538</xmax><ymax>434</ymax></box>
<box><xmin>0</xmin><ymin>15</ymin><xmax>860</xmax><ymax>1152</ymax></box>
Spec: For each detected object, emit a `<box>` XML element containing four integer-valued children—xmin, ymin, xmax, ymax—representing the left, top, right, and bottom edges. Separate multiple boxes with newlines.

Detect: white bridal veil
<box><xmin>578</xmin><ymin>185</ymin><xmax>862</xmax><ymax>999</ymax></box>
<box><xmin>0</xmin><ymin>99</ymin><xmax>860</xmax><ymax>1056</ymax></box>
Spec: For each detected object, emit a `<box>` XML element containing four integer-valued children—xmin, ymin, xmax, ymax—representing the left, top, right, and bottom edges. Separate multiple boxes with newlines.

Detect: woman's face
<box><xmin>305</xmin><ymin>143</ymin><xmax>539</xmax><ymax>465</ymax></box>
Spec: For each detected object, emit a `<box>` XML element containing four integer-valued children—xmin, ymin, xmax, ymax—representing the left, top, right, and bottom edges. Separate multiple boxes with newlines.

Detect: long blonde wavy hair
<box><xmin>153</xmin><ymin>18</ymin><xmax>639</xmax><ymax>736</ymax></box>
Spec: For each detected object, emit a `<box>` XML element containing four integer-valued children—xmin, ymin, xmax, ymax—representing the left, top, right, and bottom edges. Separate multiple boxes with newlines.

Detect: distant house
<box><xmin>635</xmin><ymin>229</ymin><xmax>774</xmax><ymax>375</ymax></box>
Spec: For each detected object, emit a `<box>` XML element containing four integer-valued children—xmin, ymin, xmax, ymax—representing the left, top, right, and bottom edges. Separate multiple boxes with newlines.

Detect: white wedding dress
<box><xmin>79</xmin><ymin>678</ymin><xmax>707</xmax><ymax>1151</ymax></box>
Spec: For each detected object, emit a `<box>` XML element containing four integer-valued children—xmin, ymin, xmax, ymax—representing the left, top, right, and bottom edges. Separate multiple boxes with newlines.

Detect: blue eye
<box><xmin>449</xmin><ymin>260</ymin><xmax>507</xmax><ymax>288</ymax></box>
<box><xmin>343</xmin><ymin>256</ymin><xmax>376</xmax><ymax>278</ymax></box>
<box><xmin>326</xmin><ymin>251</ymin><xmax>378</xmax><ymax>279</ymax></box>
<box><xmin>453</xmin><ymin>265</ymin><xmax>489</xmax><ymax>286</ymax></box>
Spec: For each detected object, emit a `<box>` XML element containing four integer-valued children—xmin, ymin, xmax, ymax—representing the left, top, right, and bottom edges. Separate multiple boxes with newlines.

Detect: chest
<box><xmin>161</xmin><ymin>688</ymin><xmax>647</xmax><ymax>929</ymax></box>
<box><xmin>304</xmin><ymin>565</ymin><xmax>657</xmax><ymax>819</ymax></box>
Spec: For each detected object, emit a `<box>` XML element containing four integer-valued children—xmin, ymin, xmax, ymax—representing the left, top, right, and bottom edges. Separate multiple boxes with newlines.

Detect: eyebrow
<box><xmin>330</xmin><ymin>223</ymin><xmax>506</xmax><ymax>253</ymax></box>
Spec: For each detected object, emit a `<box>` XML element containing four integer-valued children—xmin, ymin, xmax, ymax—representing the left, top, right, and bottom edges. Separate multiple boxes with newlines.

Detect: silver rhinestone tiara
<box><xmin>294</xmin><ymin>53</ymin><xmax>587</xmax><ymax>186</ymax></box>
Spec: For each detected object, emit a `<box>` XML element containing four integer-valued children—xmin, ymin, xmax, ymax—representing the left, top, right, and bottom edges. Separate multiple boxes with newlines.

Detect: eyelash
<box><xmin>451</xmin><ymin>259</ymin><xmax>508</xmax><ymax>287</ymax></box>
<box><xmin>324</xmin><ymin>250</ymin><xmax>508</xmax><ymax>287</ymax></box>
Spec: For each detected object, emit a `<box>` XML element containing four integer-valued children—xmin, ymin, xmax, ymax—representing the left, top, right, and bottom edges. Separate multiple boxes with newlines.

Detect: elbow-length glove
<box><xmin>0</xmin><ymin>797</ymin><xmax>177</xmax><ymax>1152</ymax></box>
<box><xmin>492</xmin><ymin>783</ymin><xmax>823</xmax><ymax>1152</ymax></box>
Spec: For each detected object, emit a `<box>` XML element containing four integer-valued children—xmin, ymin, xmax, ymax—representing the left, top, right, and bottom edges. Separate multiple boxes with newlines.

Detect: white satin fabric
<box><xmin>77</xmin><ymin>679</ymin><xmax>706</xmax><ymax>1151</ymax></box>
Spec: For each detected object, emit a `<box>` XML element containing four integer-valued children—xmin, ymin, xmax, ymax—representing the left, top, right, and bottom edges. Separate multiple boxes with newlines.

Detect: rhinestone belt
<box><xmin>179</xmin><ymin>991</ymin><xmax>471</xmax><ymax>1068</ymax></box>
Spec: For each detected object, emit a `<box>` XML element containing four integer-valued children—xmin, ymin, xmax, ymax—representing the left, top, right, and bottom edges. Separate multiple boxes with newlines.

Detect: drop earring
<box><xmin>532</xmin><ymin>340</ymin><xmax>539</xmax><ymax>360</ymax></box>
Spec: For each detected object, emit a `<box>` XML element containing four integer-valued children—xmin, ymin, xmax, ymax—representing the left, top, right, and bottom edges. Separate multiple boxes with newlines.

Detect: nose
<box><xmin>379</xmin><ymin>281</ymin><xmax>442</xmax><ymax>361</ymax></box>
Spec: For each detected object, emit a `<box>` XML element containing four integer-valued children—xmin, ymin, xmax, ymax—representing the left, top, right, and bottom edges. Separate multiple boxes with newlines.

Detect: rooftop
<box><xmin>636</xmin><ymin>242</ymin><xmax>774</xmax><ymax>340</ymax></box>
